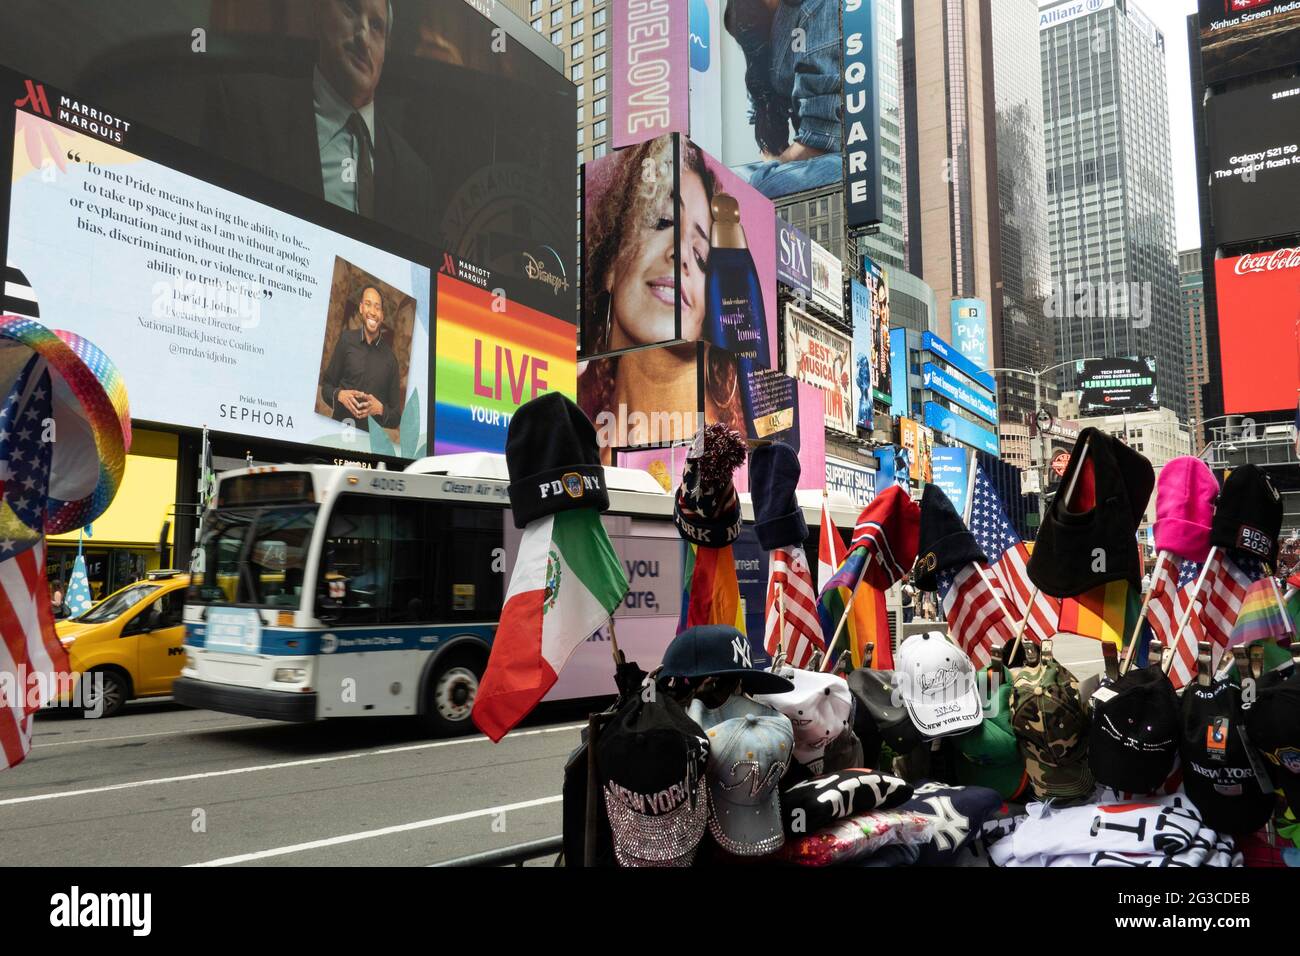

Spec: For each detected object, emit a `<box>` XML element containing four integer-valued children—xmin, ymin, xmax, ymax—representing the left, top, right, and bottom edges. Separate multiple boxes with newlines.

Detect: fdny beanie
<box><xmin>750</xmin><ymin>442</ymin><xmax>807</xmax><ymax>550</ymax></box>
<box><xmin>505</xmin><ymin>392</ymin><xmax>609</xmax><ymax>528</ymax></box>
<box><xmin>1210</xmin><ymin>464</ymin><xmax>1282</xmax><ymax>564</ymax></box>
<box><xmin>1153</xmin><ymin>457</ymin><xmax>1218</xmax><ymax>561</ymax></box>
<box><xmin>912</xmin><ymin>482</ymin><xmax>985</xmax><ymax>592</ymax></box>
<box><xmin>1027</xmin><ymin>428</ymin><xmax>1154</xmax><ymax>598</ymax></box>
<box><xmin>673</xmin><ymin>423</ymin><xmax>746</xmax><ymax>548</ymax></box>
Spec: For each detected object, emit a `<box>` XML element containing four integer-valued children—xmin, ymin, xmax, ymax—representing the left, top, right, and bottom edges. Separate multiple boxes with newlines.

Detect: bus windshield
<box><xmin>190</xmin><ymin>505</ymin><xmax>317</xmax><ymax>609</ymax></box>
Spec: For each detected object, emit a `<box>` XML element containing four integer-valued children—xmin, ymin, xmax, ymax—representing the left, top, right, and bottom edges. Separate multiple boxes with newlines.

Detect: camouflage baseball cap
<box><xmin>1010</xmin><ymin>656</ymin><xmax>1094</xmax><ymax>800</ymax></box>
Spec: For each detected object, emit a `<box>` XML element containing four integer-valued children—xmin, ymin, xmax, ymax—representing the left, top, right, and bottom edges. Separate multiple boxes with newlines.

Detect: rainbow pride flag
<box><xmin>817</xmin><ymin>550</ymin><xmax>893</xmax><ymax>669</ymax></box>
<box><xmin>678</xmin><ymin>542</ymin><xmax>744</xmax><ymax>635</ymax></box>
<box><xmin>1058</xmin><ymin>579</ymin><xmax>1144</xmax><ymax>654</ymax></box>
<box><xmin>1231</xmin><ymin>578</ymin><xmax>1294</xmax><ymax>648</ymax></box>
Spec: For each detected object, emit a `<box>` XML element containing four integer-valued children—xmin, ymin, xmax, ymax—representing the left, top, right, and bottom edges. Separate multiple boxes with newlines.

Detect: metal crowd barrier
<box><xmin>432</xmin><ymin>835</ymin><xmax>564</xmax><ymax>867</ymax></box>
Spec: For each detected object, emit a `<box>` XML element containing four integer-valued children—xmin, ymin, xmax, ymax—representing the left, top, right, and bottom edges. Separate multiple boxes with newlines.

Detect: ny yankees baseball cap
<box><xmin>659</xmin><ymin>625</ymin><xmax>794</xmax><ymax>695</ymax></box>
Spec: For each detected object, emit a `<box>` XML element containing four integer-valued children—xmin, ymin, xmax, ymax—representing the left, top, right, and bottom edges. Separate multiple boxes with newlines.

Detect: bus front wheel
<box><xmin>422</xmin><ymin>653</ymin><xmax>483</xmax><ymax>737</ymax></box>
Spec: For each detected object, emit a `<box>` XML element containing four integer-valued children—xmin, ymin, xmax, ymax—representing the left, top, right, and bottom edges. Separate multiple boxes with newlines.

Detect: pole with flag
<box><xmin>753</xmin><ymin>443</ymin><xmax>823</xmax><ymax>669</ymax></box>
<box><xmin>0</xmin><ymin>316</ymin><xmax>132</xmax><ymax>770</ymax></box>
<box><xmin>471</xmin><ymin>394</ymin><xmax>629</xmax><ymax>743</ymax></box>
<box><xmin>916</xmin><ymin>482</ymin><xmax>1016</xmax><ymax>668</ymax></box>
<box><xmin>817</xmin><ymin>485</ymin><xmax>920</xmax><ymax>672</ymax></box>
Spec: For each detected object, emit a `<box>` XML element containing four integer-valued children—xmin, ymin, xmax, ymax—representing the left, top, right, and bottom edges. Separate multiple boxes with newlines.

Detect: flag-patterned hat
<box><xmin>0</xmin><ymin>315</ymin><xmax>130</xmax><ymax>534</ymax></box>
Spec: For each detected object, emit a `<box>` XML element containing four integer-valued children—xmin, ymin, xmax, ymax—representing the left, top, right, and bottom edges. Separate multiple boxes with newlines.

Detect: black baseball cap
<box><xmin>847</xmin><ymin>668</ymin><xmax>922</xmax><ymax>755</ymax></box>
<box><xmin>595</xmin><ymin>692</ymin><xmax>711</xmax><ymax>867</ymax></box>
<box><xmin>1180</xmin><ymin>678</ymin><xmax>1275</xmax><ymax>835</ymax></box>
<box><xmin>1245</xmin><ymin>681</ymin><xmax>1300</xmax><ymax>818</ymax></box>
<box><xmin>658</xmin><ymin>625</ymin><xmax>794</xmax><ymax>695</ymax></box>
<box><xmin>1088</xmin><ymin>664</ymin><xmax>1180</xmax><ymax>795</ymax></box>
<box><xmin>1210</xmin><ymin>464</ymin><xmax>1282</xmax><ymax>564</ymax></box>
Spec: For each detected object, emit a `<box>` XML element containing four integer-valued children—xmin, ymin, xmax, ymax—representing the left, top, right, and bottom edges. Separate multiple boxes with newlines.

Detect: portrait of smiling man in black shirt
<box><xmin>319</xmin><ymin>283</ymin><xmax>402</xmax><ymax>430</ymax></box>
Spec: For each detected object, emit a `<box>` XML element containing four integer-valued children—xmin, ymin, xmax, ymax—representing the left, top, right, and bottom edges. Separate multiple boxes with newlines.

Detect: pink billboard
<box><xmin>613</xmin><ymin>0</ymin><xmax>692</xmax><ymax>149</ymax></box>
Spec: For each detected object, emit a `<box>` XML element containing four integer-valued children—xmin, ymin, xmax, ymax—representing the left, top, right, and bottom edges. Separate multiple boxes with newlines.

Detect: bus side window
<box><xmin>440</xmin><ymin>506</ymin><xmax>503</xmax><ymax>621</ymax></box>
<box><xmin>316</xmin><ymin>494</ymin><xmax>393</xmax><ymax>625</ymax></box>
<box><xmin>389</xmin><ymin>499</ymin><xmax>439</xmax><ymax>624</ymax></box>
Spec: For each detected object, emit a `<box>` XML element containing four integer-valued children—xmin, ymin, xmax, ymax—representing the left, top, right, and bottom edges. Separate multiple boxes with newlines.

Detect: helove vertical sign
<box><xmin>613</xmin><ymin>0</ymin><xmax>691</xmax><ymax>148</ymax></box>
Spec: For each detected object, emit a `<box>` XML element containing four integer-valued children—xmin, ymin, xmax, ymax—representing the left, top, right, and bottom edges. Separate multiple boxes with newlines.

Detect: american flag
<box><xmin>936</xmin><ymin>564</ymin><xmax>1014</xmax><ymax>667</ymax></box>
<box><xmin>1149</xmin><ymin>550</ymin><xmax>1263</xmax><ymax>687</ymax></box>
<box><xmin>0</xmin><ymin>355</ymin><xmax>65</xmax><ymax>769</ymax></box>
<box><xmin>1147</xmin><ymin>553</ymin><xmax>1207</xmax><ymax>689</ymax></box>
<box><xmin>764</xmin><ymin>545</ymin><xmax>824</xmax><ymax>669</ymax></box>
<box><xmin>966</xmin><ymin>466</ymin><xmax>1060</xmax><ymax>645</ymax></box>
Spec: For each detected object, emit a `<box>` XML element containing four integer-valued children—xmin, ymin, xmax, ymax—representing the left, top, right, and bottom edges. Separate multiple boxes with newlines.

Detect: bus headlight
<box><xmin>274</xmin><ymin>668</ymin><xmax>307</xmax><ymax>683</ymax></box>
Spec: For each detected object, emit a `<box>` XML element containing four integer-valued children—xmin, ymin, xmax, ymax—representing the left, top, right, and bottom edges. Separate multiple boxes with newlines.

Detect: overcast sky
<box><xmin>1136</xmin><ymin>0</ymin><xmax>1202</xmax><ymax>253</ymax></box>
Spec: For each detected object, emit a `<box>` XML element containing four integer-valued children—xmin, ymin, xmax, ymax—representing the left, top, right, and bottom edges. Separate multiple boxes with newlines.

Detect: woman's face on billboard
<box><xmin>606</xmin><ymin>166</ymin><xmax>712</xmax><ymax>348</ymax></box>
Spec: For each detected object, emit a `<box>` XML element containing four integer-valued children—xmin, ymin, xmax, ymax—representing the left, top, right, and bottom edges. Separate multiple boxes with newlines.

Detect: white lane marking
<box><xmin>0</xmin><ymin>723</ymin><xmax>584</xmax><ymax>806</ymax></box>
<box><xmin>32</xmin><ymin>723</ymin><xmax>258</xmax><ymax>748</ymax></box>
<box><xmin>187</xmin><ymin>795</ymin><xmax>563</xmax><ymax>866</ymax></box>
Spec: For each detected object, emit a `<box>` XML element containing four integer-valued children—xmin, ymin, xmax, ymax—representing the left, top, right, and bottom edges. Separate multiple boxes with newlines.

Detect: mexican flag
<box><xmin>473</xmin><ymin>508</ymin><xmax>629</xmax><ymax>742</ymax></box>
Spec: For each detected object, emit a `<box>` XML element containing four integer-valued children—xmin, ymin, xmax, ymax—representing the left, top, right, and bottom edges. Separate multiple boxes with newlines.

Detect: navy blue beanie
<box><xmin>750</xmin><ymin>442</ymin><xmax>807</xmax><ymax>550</ymax></box>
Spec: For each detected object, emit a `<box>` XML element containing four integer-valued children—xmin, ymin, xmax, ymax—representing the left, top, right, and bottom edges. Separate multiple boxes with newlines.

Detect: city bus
<box><xmin>174</xmin><ymin>454</ymin><xmax>862</xmax><ymax>735</ymax></box>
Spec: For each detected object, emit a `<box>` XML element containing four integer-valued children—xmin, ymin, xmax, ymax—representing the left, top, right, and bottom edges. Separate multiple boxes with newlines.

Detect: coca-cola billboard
<box><xmin>1216</xmin><ymin>251</ymin><xmax>1300</xmax><ymax>414</ymax></box>
<box><xmin>1233</xmin><ymin>247</ymin><xmax>1300</xmax><ymax>275</ymax></box>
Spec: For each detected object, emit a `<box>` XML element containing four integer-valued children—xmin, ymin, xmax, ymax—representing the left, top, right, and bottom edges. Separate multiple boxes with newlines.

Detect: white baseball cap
<box><xmin>754</xmin><ymin>668</ymin><xmax>853</xmax><ymax>772</ymax></box>
<box><xmin>896</xmin><ymin>632</ymin><xmax>982</xmax><ymax>739</ymax></box>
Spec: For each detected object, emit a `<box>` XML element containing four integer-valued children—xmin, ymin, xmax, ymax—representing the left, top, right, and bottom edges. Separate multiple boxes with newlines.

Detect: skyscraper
<box><xmin>1040</xmin><ymin>0</ymin><xmax>1186</xmax><ymax>420</ymax></box>
<box><xmin>901</xmin><ymin>0</ymin><xmax>1000</xmax><ymax>337</ymax></box>
<box><xmin>1179</xmin><ymin>247</ymin><xmax>1210</xmax><ymax>451</ymax></box>
<box><xmin>989</xmin><ymin>0</ymin><xmax>1052</xmax><ymax>424</ymax></box>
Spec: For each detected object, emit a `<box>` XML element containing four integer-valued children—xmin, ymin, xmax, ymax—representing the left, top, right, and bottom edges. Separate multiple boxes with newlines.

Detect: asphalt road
<box><xmin>1</xmin><ymin>700</ymin><xmax>584</xmax><ymax>867</ymax></box>
<box><xmin>0</xmin><ymin>636</ymin><xmax>1104</xmax><ymax>868</ymax></box>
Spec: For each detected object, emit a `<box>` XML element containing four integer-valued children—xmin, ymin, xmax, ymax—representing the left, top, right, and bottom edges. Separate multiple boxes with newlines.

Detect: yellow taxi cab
<box><xmin>55</xmin><ymin>570</ymin><xmax>190</xmax><ymax>718</ymax></box>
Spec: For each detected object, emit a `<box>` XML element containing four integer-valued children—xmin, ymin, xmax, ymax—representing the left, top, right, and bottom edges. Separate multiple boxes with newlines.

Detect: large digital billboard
<box><xmin>1205</xmin><ymin>77</ymin><xmax>1300</xmax><ymax>247</ymax></box>
<box><xmin>580</xmin><ymin>133</ymin><xmax>777</xmax><ymax>366</ymax></box>
<box><xmin>1215</xmin><ymin>248</ymin><xmax>1300</xmax><ymax>413</ymax></box>
<box><xmin>432</xmin><ymin>258</ymin><xmax>577</xmax><ymax>456</ymax></box>
<box><xmin>1075</xmin><ymin>357</ymin><xmax>1159</xmax><ymax>415</ymax></box>
<box><xmin>716</xmin><ymin>0</ymin><xmax>851</xmax><ymax>201</ymax></box>
<box><xmin>6</xmin><ymin>98</ymin><xmax>431</xmax><ymax>455</ymax></box>
<box><xmin>1197</xmin><ymin>0</ymin><xmax>1300</xmax><ymax>86</ymax></box>
<box><xmin>613</xmin><ymin>0</ymin><xmax>692</xmax><ymax>149</ymax></box>
<box><xmin>863</xmin><ymin>256</ymin><xmax>891</xmax><ymax>402</ymax></box>
<box><xmin>783</xmin><ymin>303</ymin><xmax>854</xmax><ymax>435</ymax></box>
<box><xmin>0</xmin><ymin>0</ymin><xmax>576</xmax><ymax>312</ymax></box>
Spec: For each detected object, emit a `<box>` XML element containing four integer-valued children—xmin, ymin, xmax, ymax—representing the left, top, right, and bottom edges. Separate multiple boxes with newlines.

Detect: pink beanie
<box><xmin>1153</xmin><ymin>456</ymin><xmax>1218</xmax><ymax>560</ymax></box>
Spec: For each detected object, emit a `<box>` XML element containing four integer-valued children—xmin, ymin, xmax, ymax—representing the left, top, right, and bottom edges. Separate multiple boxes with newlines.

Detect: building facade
<box><xmin>901</xmin><ymin>0</ymin><xmax>1001</xmax><ymax>341</ymax></box>
<box><xmin>1040</xmin><ymin>0</ymin><xmax>1186</xmax><ymax>421</ymax></box>
<box><xmin>1179</xmin><ymin>247</ymin><xmax>1210</xmax><ymax>452</ymax></box>
<box><xmin>988</xmin><ymin>0</ymin><xmax>1053</xmax><ymax>425</ymax></box>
